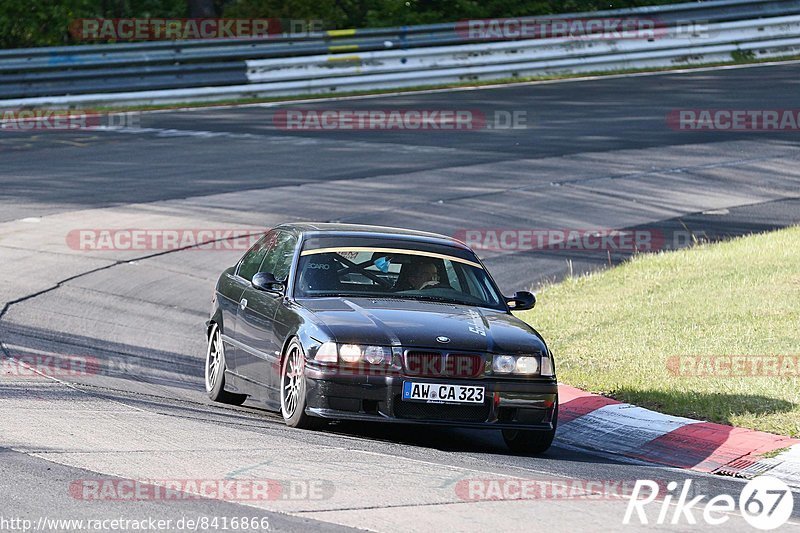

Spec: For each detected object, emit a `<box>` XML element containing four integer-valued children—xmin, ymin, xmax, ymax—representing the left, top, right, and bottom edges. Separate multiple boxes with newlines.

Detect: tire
<box><xmin>205</xmin><ymin>323</ymin><xmax>247</xmax><ymax>406</ymax></box>
<box><xmin>280</xmin><ymin>339</ymin><xmax>322</xmax><ymax>429</ymax></box>
<box><xmin>502</xmin><ymin>407</ymin><xmax>558</xmax><ymax>454</ymax></box>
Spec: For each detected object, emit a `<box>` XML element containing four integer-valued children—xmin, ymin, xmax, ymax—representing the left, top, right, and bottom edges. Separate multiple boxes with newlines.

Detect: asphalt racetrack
<box><xmin>1</xmin><ymin>63</ymin><xmax>800</xmax><ymax>531</ymax></box>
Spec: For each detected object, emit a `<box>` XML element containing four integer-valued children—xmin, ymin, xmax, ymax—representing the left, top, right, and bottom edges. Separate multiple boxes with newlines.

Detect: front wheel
<box><xmin>205</xmin><ymin>323</ymin><xmax>247</xmax><ymax>406</ymax></box>
<box><xmin>502</xmin><ymin>408</ymin><xmax>558</xmax><ymax>454</ymax></box>
<box><xmin>280</xmin><ymin>340</ymin><xmax>321</xmax><ymax>429</ymax></box>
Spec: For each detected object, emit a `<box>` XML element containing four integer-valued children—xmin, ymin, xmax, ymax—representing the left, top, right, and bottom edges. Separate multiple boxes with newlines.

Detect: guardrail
<box><xmin>1</xmin><ymin>0</ymin><xmax>800</xmax><ymax>107</ymax></box>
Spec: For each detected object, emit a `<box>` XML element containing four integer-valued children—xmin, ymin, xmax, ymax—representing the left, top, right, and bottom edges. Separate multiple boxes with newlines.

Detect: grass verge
<box><xmin>518</xmin><ymin>226</ymin><xmax>800</xmax><ymax>437</ymax></box>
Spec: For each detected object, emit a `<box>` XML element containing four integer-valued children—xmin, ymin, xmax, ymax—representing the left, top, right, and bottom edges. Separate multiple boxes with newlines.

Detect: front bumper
<box><xmin>304</xmin><ymin>364</ymin><xmax>557</xmax><ymax>431</ymax></box>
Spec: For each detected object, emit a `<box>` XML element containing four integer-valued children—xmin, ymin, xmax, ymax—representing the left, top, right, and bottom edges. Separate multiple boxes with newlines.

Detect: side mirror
<box><xmin>507</xmin><ymin>291</ymin><xmax>535</xmax><ymax>311</ymax></box>
<box><xmin>252</xmin><ymin>272</ymin><xmax>285</xmax><ymax>294</ymax></box>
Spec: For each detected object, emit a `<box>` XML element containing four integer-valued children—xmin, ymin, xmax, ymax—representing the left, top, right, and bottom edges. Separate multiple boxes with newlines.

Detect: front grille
<box><xmin>404</xmin><ymin>351</ymin><xmax>484</xmax><ymax>378</ymax></box>
<box><xmin>394</xmin><ymin>396</ymin><xmax>490</xmax><ymax>422</ymax></box>
<box><xmin>405</xmin><ymin>351</ymin><xmax>442</xmax><ymax>375</ymax></box>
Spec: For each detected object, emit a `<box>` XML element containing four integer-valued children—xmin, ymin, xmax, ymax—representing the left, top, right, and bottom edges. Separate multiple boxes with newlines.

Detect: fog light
<box><xmin>493</xmin><ymin>355</ymin><xmax>515</xmax><ymax>373</ymax></box>
<box><xmin>339</xmin><ymin>344</ymin><xmax>362</xmax><ymax>363</ymax></box>
<box><xmin>515</xmin><ymin>356</ymin><xmax>539</xmax><ymax>374</ymax></box>
<box><xmin>364</xmin><ymin>346</ymin><xmax>390</xmax><ymax>365</ymax></box>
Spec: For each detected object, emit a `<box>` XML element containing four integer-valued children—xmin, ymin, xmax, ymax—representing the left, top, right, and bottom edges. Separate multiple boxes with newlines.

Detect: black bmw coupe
<box><xmin>205</xmin><ymin>223</ymin><xmax>558</xmax><ymax>453</ymax></box>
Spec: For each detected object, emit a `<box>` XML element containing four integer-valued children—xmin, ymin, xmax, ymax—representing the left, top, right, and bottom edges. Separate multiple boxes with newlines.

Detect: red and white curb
<box><xmin>556</xmin><ymin>385</ymin><xmax>800</xmax><ymax>488</ymax></box>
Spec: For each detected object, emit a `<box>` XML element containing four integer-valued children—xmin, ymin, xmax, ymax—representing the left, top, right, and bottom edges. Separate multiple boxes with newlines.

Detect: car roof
<box><xmin>276</xmin><ymin>222</ymin><xmax>468</xmax><ymax>249</ymax></box>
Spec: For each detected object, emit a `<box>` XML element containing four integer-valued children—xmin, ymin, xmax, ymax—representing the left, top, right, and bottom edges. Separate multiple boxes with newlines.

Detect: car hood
<box><xmin>299</xmin><ymin>297</ymin><xmax>546</xmax><ymax>354</ymax></box>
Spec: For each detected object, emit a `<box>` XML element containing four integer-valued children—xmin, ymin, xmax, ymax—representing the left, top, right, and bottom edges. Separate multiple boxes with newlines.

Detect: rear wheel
<box><xmin>280</xmin><ymin>339</ymin><xmax>321</xmax><ymax>429</ymax></box>
<box><xmin>502</xmin><ymin>407</ymin><xmax>558</xmax><ymax>454</ymax></box>
<box><xmin>205</xmin><ymin>323</ymin><xmax>247</xmax><ymax>406</ymax></box>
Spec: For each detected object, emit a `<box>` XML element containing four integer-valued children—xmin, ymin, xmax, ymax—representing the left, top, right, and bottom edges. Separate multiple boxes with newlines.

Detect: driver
<box><xmin>402</xmin><ymin>260</ymin><xmax>440</xmax><ymax>290</ymax></box>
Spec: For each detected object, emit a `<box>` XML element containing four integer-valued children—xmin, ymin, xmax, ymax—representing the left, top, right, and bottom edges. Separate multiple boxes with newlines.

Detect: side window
<box><xmin>460</xmin><ymin>266</ymin><xmax>501</xmax><ymax>306</ymax></box>
<box><xmin>238</xmin><ymin>231</ymin><xmax>277</xmax><ymax>282</ymax></box>
<box><xmin>260</xmin><ymin>231</ymin><xmax>297</xmax><ymax>283</ymax></box>
<box><xmin>461</xmin><ymin>265</ymin><xmax>489</xmax><ymax>301</ymax></box>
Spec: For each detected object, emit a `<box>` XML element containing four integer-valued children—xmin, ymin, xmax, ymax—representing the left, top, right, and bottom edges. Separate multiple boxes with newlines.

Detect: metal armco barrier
<box><xmin>1</xmin><ymin>0</ymin><xmax>800</xmax><ymax>107</ymax></box>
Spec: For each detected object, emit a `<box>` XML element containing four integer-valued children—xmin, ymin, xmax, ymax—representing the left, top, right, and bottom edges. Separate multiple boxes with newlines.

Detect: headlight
<box><xmin>317</xmin><ymin>343</ymin><xmax>392</xmax><ymax>365</ymax></box>
<box><xmin>493</xmin><ymin>355</ymin><xmax>516</xmax><ymax>373</ymax></box>
<box><xmin>493</xmin><ymin>353</ymin><xmax>553</xmax><ymax>376</ymax></box>
<box><xmin>339</xmin><ymin>344</ymin><xmax>362</xmax><ymax>363</ymax></box>
<box><xmin>364</xmin><ymin>345</ymin><xmax>390</xmax><ymax>365</ymax></box>
<box><xmin>514</xmin><ymin>356</ymin><xmax>539</xmax><ymax>374</ymax></box>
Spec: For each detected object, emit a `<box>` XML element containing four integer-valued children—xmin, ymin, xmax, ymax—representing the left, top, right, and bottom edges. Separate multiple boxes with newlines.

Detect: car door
<box><xmin>236</xmin><ymin>230</ymin><xmax>297</xmax><ymax>390</ymax></box>
<box><xmin>226</xmin><ymin>231</ymin><xmax>277</xmax><ymax>374</ymax></box>
<box><xmin>216</xmin><ymin>267</ymin><xmax>248</xmax><ymax>373</ymax></box>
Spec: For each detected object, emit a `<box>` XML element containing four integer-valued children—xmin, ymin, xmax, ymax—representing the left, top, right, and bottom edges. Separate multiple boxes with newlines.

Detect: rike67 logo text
<box><xmin>625</xmin><ymin>477</ymin><xmax>794</xmax><ymax>530</ymax></box>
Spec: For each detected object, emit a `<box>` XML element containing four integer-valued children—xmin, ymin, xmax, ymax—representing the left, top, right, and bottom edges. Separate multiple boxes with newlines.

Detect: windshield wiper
<box><xmin>405</xmin><ymin>295</ymin><xmax>478</xmax><ymax>306</ymax></box>
<box><xmin>300</xmin><ymin>293</ymin><xmax>491</xmax><ymax>308</ymax></box>
<box><xmin>301</xmin><ymin>292</ymin><xmax>401</xmax><ymax>299</ymax></box>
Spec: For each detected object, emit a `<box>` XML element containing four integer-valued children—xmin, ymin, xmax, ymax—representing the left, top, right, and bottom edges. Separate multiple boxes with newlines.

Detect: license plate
<box><xmin>402</xmin><ymin>381</ymin><xmax>485</xmax><ymax>404</ymax></box>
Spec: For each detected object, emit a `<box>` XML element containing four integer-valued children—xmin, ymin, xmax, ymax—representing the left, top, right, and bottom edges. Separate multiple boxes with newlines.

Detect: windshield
<box><xmin>295</xmin><ymin>246</ymin><xmax>505</xmax><ymax>310</ymax></box>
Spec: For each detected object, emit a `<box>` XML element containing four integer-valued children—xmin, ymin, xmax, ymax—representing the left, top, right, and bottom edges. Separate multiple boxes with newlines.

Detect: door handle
<box><xmin>239</xmin><ymin>298</ymin><xmax>248</xmax><ymax>311</ymax></box>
